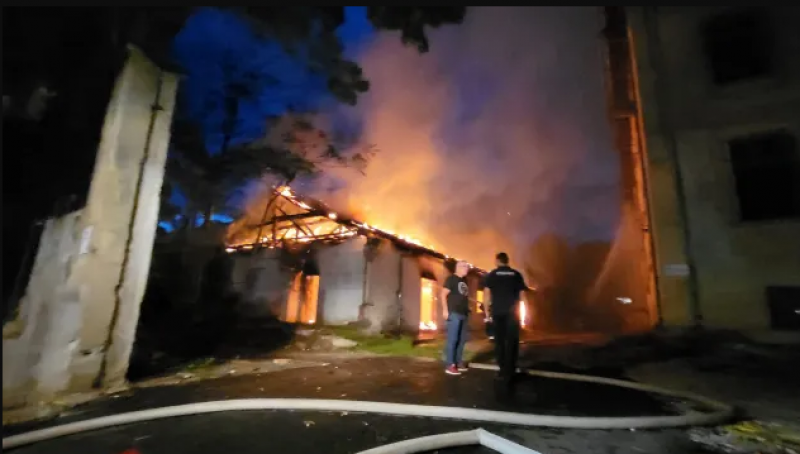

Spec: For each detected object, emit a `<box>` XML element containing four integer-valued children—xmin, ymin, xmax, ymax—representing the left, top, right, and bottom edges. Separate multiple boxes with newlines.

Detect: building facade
<box><xmin>622</xmin><ymin>7</ymin><xmax>800</xmax><ymax>340</ymax></box>
<box><xmin>225</xmin><ymin>187</ymin><xmax>493</xmax><ymax>334</ymax></box>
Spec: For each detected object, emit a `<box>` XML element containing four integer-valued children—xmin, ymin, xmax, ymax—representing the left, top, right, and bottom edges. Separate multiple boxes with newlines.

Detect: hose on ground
<box><xmin>353</xmin><ymin>428</ymin><xmax>543</xmax><ymax>454</ymax></box>
<box><xmin>2</xmin><ymin>363</ymin><xmax>734</xmax><ymax>450</ymax></box>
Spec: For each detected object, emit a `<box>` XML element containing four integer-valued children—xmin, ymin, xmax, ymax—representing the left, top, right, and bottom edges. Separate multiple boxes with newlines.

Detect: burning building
<box><xmin>224</xmin><ymin>185</ymin><xmax>515</xmax><ymax>333</ymax></box>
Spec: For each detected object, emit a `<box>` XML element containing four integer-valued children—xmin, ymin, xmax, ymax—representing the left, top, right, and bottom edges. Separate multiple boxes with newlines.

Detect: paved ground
<box><xmin>6</xmin><ymin>410</ymin><xmax>705</xmax><ymax>454</ymax></box>
<box><xmin>7</xmin><ymin>357</ymin><xmax>680</xmax><ymax>435</ymax></box>
<box><xmin>5</xmin><ymin>357</ymin><xmax>708</xmax><ymax>454</ymax></box>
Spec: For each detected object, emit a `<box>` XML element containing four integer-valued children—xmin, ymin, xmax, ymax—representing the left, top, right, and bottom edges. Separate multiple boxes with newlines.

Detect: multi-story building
<box><xmin>607</xmin><ymin>7</ymin><xmax>800</xmax><ymax>341</ymax></box>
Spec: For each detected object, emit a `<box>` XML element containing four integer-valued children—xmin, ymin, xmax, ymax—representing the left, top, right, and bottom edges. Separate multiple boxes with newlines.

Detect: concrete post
<box><xmin>67</xmin><ymin>46</ymin><xmax>179</xmax><ymax>390</ymax></box>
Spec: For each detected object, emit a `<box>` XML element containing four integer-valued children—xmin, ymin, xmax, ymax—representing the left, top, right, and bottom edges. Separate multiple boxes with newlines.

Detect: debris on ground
<box><xmin>319</xmin><ymin>335</ymin><xmax>358</xmax><ymax>349</ymax></box>
<box><xmin>136</xmin><ymin>358</ymin><xmax>323</xmax><ymax>388</ymax></box>
<box><xmin>689</xmin><ymin>421</ymin><xmax>800</xmax><ymax>454</ymax></box>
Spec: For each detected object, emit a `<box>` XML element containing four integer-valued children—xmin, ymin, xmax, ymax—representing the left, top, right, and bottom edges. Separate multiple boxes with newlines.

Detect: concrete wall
<box><xmin>64</xmin><ymin>46</ymin><xmax>179</xmax><ymax>390</ymax></box>
<box><xmin>3</xmin><ymin>211</ymin><xmax>82</xmax><ymax>408</ymax></box>
<box><xmin>232</xmin><ymin>249</ymin><xmax>294</xmax><ymax>318</ymax></box>
<box><xmin>228</xmin><ymin>239</ymin><xmax>487</xmax><ymax>335</ymax></box>
<box><xmin>400</xmin><ymin>255</ymin><xmax>423</xmax><ymax>332</ymax></box>
<box><xmin>363</xmin><ymin>239</ymin><xmax>402</xmax><ymax>331</ymax></box>
<box><xmin>627</xmin><ymin>7</ymin><xmax>800</xmax><ymax>338</ymax></box>
<box><xmin>3</xmin><ymin>46</ymin><xmax>179</xmax><ymax>405</ymax></box>
<box><xmin>317</xmin><ymin>238</ymin><xmax>366</xmax><ymax>325</ymax></box>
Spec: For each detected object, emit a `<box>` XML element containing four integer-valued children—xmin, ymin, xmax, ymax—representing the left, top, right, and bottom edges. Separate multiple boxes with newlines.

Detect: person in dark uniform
<box><xmin>482</xmin><ymin>252</ymin><xmax>527</xmax><ymax>383</ymax></box>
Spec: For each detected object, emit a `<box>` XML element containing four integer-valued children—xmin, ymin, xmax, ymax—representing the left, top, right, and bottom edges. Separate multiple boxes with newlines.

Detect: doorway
<box><xmin>419</xmin><ymin>278</ymin><xmax>437</xmax><ymax>331</ymax></box>
<box><xmin>285</xmin><ymin>273</ymin><xmax>320</xmax><ymax>324</ymax></box>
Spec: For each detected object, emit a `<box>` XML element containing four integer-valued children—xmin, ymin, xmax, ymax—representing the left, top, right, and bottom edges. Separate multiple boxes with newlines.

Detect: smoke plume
<box><xmin>305</xmin><ymin>7</ymin><xmax>620</xmax><ymax>271</ymax></box>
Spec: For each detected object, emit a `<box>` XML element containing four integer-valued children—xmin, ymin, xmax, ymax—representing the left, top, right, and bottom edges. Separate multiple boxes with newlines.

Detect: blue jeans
<box><xmin>445</xmin><ymin>313</ymin><xmax>469</xmax><ymax>366</ymax></box>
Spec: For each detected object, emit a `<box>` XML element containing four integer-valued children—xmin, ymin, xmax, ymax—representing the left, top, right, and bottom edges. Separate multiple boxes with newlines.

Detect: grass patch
<box><xmin>320</xmin><ymin>325</ymin><xmax>476</xmax><ymax>361</ymax></box>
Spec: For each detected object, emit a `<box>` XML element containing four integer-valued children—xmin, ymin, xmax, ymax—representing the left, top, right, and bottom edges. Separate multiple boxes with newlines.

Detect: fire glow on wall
<box><xmin>479</xmin><ymin>288</ymin><xmax>527</xmax><ymax>328</ymax></box>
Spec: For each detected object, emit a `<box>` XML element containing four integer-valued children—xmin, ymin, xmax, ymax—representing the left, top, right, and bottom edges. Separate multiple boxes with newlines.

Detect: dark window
<box><xmin>728</xmin><ymin>131</ymin><xmax>800</xmax><ymax>222</ymax></box>
<box><xmin>766</xmin><ymin>286</ymin><xmax>800</xmax><ymax>331</ymax></box>
<box><xmin>701</xmin><ymin>8</ymin><xmax>773</xmax><ymax>86</ymax></box>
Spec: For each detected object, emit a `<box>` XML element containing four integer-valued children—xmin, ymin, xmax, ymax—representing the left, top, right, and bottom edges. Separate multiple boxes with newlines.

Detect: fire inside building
<box><xmin>225</xmin><ymin>186</ymin><xmax>531</xmax><ymax>334</ymax></box>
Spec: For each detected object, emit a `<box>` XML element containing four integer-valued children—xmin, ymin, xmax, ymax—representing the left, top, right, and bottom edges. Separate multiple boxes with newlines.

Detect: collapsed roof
<box><xmin>225</xmin><ymin>186</ymin><xmax>484</xmax><ymax>273</ymax></box>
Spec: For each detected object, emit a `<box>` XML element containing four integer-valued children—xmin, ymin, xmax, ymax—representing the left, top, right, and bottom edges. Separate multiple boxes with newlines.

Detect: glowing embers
<box><xmin>278</xmin><ymin>186</ymin><xmax>292</xmax><ymax>197</ymax></box>
<box><xmin>285</xmin><ymin>274</ymin><xmax>320</xmax><ymax>324</ymax></box>
<box><xmin>519</xmin><ymin>300</ymin><xmax>527</xmax><ymax>327</ymax></box>
<box><xmin>257</xmin><ymin>218</ymin><xmax>358</xmax><ymax>247</ymax></box>
<box><xmin>419</xmin><ymin>278</ymin><xmax>438</xmax><ymax>331</ymax></box>
<box><xmin>353</xmin><ymin>221</ymin><xmax>436</xmax><ymax>251</ymax></box>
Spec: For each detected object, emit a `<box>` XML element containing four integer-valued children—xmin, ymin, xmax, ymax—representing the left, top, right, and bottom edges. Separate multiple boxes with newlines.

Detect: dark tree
<box><xmin>2</xmin><ymin>6</ymin><xmax>466</xmax><ymax>317</ymax></box>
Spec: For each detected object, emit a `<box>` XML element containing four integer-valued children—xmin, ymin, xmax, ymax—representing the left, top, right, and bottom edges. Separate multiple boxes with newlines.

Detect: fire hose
<box><xmin>2</xmin><ymin>363</ymin><xmax>734</xmax><ymax>451</ymax></box>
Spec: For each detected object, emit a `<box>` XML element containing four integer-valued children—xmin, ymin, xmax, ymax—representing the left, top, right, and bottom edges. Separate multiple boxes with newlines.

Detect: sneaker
<box><xmin>445</xmin><ymin>365</ymin><xmax>461</xmax><ymax>375</ymax></box>
<box><xmin>457</xmin><ymin>363</ymin><xmax>469</xmax><ymax>372</ymax></box>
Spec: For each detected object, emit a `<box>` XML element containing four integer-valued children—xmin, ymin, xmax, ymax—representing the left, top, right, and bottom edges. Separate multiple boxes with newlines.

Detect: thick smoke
<box><xmin>308</xmin><ymin>7</ymin><xmax>620</xmax><ymax>271</ymax></box>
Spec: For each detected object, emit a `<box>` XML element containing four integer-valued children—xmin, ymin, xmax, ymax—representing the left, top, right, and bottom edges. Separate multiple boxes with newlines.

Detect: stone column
<box><xmin>67</xmin><ymin>46</ymin><xmax>179</xmax><ymax>390</ymax></box>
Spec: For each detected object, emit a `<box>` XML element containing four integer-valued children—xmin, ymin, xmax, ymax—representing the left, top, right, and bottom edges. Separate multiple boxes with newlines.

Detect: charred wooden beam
<box><xmin>275</xmin><ymin>207</ymin><xmax>316</xmax><ymax>236</ymax></box>
<box><xmin>254</xmin><ymin>210</ymin><xmax>327</xmax><ymax>228</ymax></box>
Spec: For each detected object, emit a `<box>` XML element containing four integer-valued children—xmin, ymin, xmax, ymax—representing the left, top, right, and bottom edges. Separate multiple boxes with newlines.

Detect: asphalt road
<box><xmin>6</xmin><ymin>410</ymin><xmax>708</xmax><ymax>454</ymax></box>
<box><xmin>6</xmin><ymin>357</ymin><xmax>705</xmax><ymax>454</ymax></box>
<box><xmin>9</xmin><ymin>411</ymin><xmax>502</xmax><ymax>454</ymax></box>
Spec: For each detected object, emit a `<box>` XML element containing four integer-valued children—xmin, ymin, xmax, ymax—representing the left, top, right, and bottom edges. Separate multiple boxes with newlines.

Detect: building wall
<box><xmin>317</xmin><ymin>238</ymin><xmax>366</xmax><ymax>325</ymax></box>
<box><xmin>228</xmin><ymin>239</ymin><xmax>489</xmax><ymax>336</ymax></box>
<box><xmin>400</xmin><ymin>256</ymin><xmax>423</xmax><ymax>332</ymax></box>
<box><xmin>627</xmin><ymin>7</ymin><xmax>800</xmax><ymax>338</ymax></box>
<box><xmin>232</xmin><ymin>249</ymin><xmax>294</xmax><ymax>318</ymax></box>
<box><xmin>363</xmin><ymin>239</ymin><xmax>402</xmax><ymax>331</ymax></box>
<box><xmin>3</xmin><ymin>211</ymin><xmax>82</xmax><ymax>408</ymax></box>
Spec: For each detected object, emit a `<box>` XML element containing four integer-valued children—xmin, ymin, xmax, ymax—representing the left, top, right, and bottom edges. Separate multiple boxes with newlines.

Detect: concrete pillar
<box><xmin>625</xmin><ymin>8</ymin><xmax>698</xmax><ymax>328</ymax></box>
<box><xmin>67</xmin><ymin>46</ymin><xmax>178</xmax><ymax>390</ymax></box>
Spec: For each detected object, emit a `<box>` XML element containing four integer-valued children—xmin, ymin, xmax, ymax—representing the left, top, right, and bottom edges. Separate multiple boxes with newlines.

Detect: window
<box><xmin>728</xmin><ymin>131</ymin><xmax>800</xmax><ymax>222</ymax></box>
<box><xmin>766</xmin><ymin>286</ymin><xmax>800</xmax><ymax>331</ymax></box>
<box><xmin>701</xmin><ymin>8</ymin><xmax>773</xmax><ymax>86</ymax></box>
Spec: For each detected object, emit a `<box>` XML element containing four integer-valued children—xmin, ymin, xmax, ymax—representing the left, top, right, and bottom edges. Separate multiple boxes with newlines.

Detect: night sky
<box><xmin>164</xmin><ymin>7</ymin><xmax>375</xmax><ymax>228</ymax></box>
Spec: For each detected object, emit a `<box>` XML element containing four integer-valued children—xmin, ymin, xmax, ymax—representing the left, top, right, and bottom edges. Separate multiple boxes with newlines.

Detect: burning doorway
<box><xmin>285</xmin><ymin>273</ymin><xmax>320</xmax><ymax>324</ymax></box>
<box><xmin>419</xmin><ymin>278</ymin><xmax>437</xmax><ymax>331</ymax></box>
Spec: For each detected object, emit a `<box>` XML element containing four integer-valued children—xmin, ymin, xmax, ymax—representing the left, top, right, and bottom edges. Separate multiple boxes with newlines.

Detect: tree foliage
<box><xmin>4</xmin><ymin>7</ymin><xmax>467</xmax><ymax>229</ymax></box>
<box><xmin>132</xmin><ymin>7</ymin><xmax>466</xmax><ymax>105</ymax></box>
<box><xmin>159</xmin><ymin>7</ymin><xmax>464</xmax><ymax>227</ymax></box>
